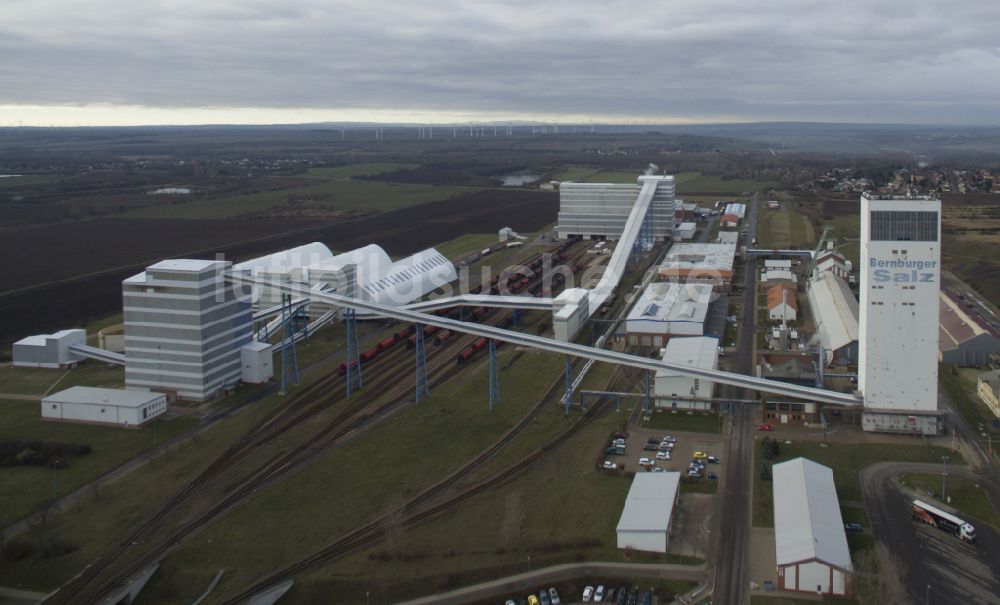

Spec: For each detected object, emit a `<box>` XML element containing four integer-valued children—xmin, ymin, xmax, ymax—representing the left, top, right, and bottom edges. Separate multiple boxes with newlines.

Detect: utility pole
<box><xmin>940</xmin><ymin>455</ymin><xmax>949</xmax><ymax>501</ymax></box>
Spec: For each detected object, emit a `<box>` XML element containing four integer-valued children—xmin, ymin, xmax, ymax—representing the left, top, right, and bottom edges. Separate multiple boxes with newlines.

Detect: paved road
<box><xmin>713</xmin><ymin>197</ymin><xmax>759</xmax><ymax>605</ymax></box>
<box><xmin>860</xmin><ymin>462</ymin><xmax>1000</xmax><ymax>605</ymax></box>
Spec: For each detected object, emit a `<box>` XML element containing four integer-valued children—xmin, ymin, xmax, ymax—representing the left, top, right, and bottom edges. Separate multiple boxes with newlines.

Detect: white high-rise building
<box><xmin>123</xmin><ymin>259</ymin><xmax>252</xmax><ymax>402</ymax></box>
<box><xmin>859</xmin><ymin>194</ymin><xmax>941</xmax><ymax>434</ymax></box>
<box><xmin>557</xmin><ymin>176</ymin><xmax>678</xmax><ymax>240</ymax></box>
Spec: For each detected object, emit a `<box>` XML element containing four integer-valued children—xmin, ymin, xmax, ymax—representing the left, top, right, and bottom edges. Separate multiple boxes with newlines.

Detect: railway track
<box><xmin>47</xmin><ymin>244</ymin><xmax>584</xmax><ymax>604</ymax></box>
<box><xmin>222</xmin><ymin>366</ymin><xmax>627</xmax><ymax>604</ymax></box>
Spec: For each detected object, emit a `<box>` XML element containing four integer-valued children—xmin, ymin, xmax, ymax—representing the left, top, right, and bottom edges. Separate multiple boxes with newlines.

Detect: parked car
<box><xmin>628</xmin><ymin>586</ymin><xmax>639</xmax><ymax>605</ymax></box>
<box><xmin>657</xmin><ymin>443</ymin><xmax>672</xmax><ymax>451</ymax></box>
<box><xmin>582</xmin><ymin>586</ymin><xmax>594</xmax><ymax>602</ymax></box>
<box><xmin>539</xmin><ymin>590</ymin><xmax>551</xmax><ymax>605</ymax></box>
<box><xmin>708</xmin><ymin>472</ymin><xmax>718</xmax><ymax>480</ymax></box>
<box><xmin>615</xmin><ymin>586</ymin><xmax>627</xmax><ymax>605</ymax></box>
<box><xmin>614</xmin><ymin>431</ymin><xmax>628</xmax><ymax>439</ymax></box>
<box><xmin>758</xmin><ymin>423</ymin><xmax>773</xmax><ymax>431</ymax></box>
<box><xmin>638</xmin><ymin>457</ymin><xmax>654</xmax><ymax>467</ymax></box>
<box><xmin>528</xmin><ymin>596</ymin><xmax>540</xmax><ymax>605</ymax></box>
<box><xmin>653</xmin><ymin>467</ymin><xmax>665</xmax><ymax>473</ymax></box>
<box><xmin>643</xmin><ymin>443</ymin><xmax>659</xmax><ymax>451</ymax></box>
<box><xmin>656</xmin><ymin>450</ymin><xmax>671</xmax><ymax>460</ymax></box>
<box><xmin>690</xmin><ymin>459</ymin><xmax>705</xmax><ymax>468</ymax></box>
<box><xmin>548</xmin><ymin>587</ymin><xmax>561</xmax><ymax>604</ymax></box>
<box><xmin>646</xmin><ymin>437</ymin><xmax>660</xmax><ymax>444</ymax></box>
<box><xmin>603</xmin><ymin>460</ymin><xmax>617</xmax><ymax>470</ymax></box>
<box><xmin>506</xmin><ymin>600</ymin><xmax>516</xmax><ymax>605</ymax></box>
<box><xmin>687</xmin><ymin>469</ymin><xmax>703</xmax><ymax>478</ymax></box>
<box><xmin>594</xmin><ymin>585</ymin><xmax>606</xmax><ymax>602</ymax></box>
<box><xmin>707</xmin><ymin>455</ymin><xmax>720</xmax><ymax>464</ymax></box>
<box><xmin>640</xmin><ymin>591</ymin><xmax>651</xmax><ymax>605</ymax></box>
<box><xmin>693</xmin><ymin>451</ymin><xmax>708</xmax><ymax>459</ymax></box>
<box><xmin>662</xmin><ymin>435</ymin><xmax>676</xmax><ymax>442</ymax></box>
<box><xmin>845</xmin><ymin>522</ymin><xmax>864</xmax><ymax>533</ymax></box>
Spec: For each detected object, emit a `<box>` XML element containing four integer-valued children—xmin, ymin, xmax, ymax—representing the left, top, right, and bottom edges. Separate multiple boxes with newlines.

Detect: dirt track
<box><xmin>0</xmin><ymin>189</ymin><xmax>556</xmax><ymax>347</ymax></box>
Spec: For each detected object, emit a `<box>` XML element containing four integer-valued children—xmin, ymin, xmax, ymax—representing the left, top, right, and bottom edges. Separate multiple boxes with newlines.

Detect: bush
<box><xmin>759</xmin><ymin>463</ymin><xmax>773</xmax><ymax>481</ymax></box>
<box><xmin>0</xmin><ymin>441</ymin><xmax>91</xmax><ymax>467</ymax></box>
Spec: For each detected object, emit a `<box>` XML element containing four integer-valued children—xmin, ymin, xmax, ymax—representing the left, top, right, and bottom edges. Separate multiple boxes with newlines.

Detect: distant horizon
<box><xmin>2</xmin><ymin>110</ymin><xmax>997</xmax><ymax>130</ymax></box>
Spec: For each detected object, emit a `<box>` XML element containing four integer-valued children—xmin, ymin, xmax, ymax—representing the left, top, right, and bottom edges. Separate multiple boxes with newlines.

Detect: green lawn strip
<box><xmin>0</xmin><ymin>174</ymin><xmax>63</xmax><ymax>189</ymax></box>
<box><xmin>640</xmin><ymin>410</ymin><xmax>723</xmax><ymax>434</ymax></box>
<box><xmin>435</xmin><ymin>233</ymin><xmax>502</xmax><ymax>260</ymax></box>
<box><xmin>752</xmin><ymin>439</ymin><xmax>962</xmax><ymax>527</ymax></box>
<box><xmin>751</xmin><ymin>596</ymin><xmax>852</xmax><ymax>605</ymax></box>
<box><xmin>898</xmin><ymin>473</ymin><xmax>1000</xmax><ymax>528</ymax></box>
<box><xmin>0</xmin><ymin>399</ymin><xmax>197</xmax><ymax>527</ymax></box>
<box><xmin>0</xmin><ymin>390</ymin><xmax>288</xmax><ymax>590</ymax></box>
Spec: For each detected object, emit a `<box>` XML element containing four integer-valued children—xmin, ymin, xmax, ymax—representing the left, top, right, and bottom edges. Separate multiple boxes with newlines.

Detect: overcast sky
<box><xmin>2</xmin><ymin>0</ymin><xmax>999</xmax><ymax>126</ymax></box>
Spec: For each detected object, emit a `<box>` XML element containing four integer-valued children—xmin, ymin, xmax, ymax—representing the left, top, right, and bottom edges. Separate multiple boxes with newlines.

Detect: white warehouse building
<box><xmin>807</xmin><ymin>272</ymin><xmax>859</xmax><ymax>366</ymax></box>
<box><xmin>625</xmin><ymin>282</ymin><xmax>713</xmax><ymax>347</ymax></box>
<box><xmin>616</xmin><ymin>472</ymin><xmax>681</xmax><ymax>553</ymax></box>
<box><xmin>859</xmin><ymin>194</ymin><xmax>941</xmax><ymax>435</ymax></box>
<box><xmin>773</xmin><ymin>458</ymin><xmax>853</xmax><ymax>597</ymax></box>
<box><xmin>13</xmin><ymin>329</ymin><xmax>86</xmax><ymax>369</ymax></box>
<box><xmin>557</xmin><ymin>176</ymin><xmax>678</xmax><ymax>241</ymax></box>
<box><xmin>655</xmin><ymin>336</ymin><xmax>719</xmax><ymax>411</ymax></box>
<box><xmin>234</xmin><ymin>242</ymin><xmax>456</xmax><ymax>314</ymax></box>
<box><xmin>42</xmin><ymin>386</ymin><xmax>167</xmax><ymax>428</ymax></box>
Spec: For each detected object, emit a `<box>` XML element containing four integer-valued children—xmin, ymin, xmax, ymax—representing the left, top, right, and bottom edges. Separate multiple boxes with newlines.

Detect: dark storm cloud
<box><xmin>2</xmin><ymin>0</ymin><xmax>999</xmax><ymax>123</ymax></box>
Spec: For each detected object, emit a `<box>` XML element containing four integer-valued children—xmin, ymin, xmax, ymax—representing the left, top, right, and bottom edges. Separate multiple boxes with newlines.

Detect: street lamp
<box><xmin>527</xmin><ymin>555</ymin><xmax>532</xmax><ymax>573</ymax></box>
<box><xmin>926</xmin><ymin>583</ymin><xmax>930</xmax><ymax>605</ymax></box>
<box><xmin>51</xmin><ymin>458</ymin><xmax>60</xmax><ymax>499</ymax></box>
<box><xmin>940</xmin><ymin>456</ymin><xmax>949</xmax><ymax>501</ymax></box>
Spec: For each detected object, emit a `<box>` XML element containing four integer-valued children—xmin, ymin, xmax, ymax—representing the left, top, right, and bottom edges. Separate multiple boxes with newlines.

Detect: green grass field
<box><xmin>0</xmin><ymin>362</ymin><xmax>124</xmax><ymax>397</ymax></box>
<box><xmin>554</xmin><ymin>168</ymin><xmax>778</xmax><ymax>193</ymax></box>
<box><xmin>124</xmin><ymin>177</ymin><xmax>473</xmax><ymax>219</ymax></box>
<box><xmin>757</xmin><ymin>205</ymin><xmax>816</xmax><ymax>250</ymax></box>
<box><xmin>640</xmin><ymin>410</ymin><xmax>723</xmax><ymax>434</ymax></box>
<box><xmin>304</xmin><ymin>163</ymin><xmax>418</xmax><ymax>179</ymax></box>
<box><xmin>133</xmin><ymin>350</ymin><xmax>637</xmax><ymax>603</ymax></box>
<box><xmin>0</xmin><ymin>398</ymin><xmax>197</xmax><ymax>527</ymax></box>
<box><xmin>676</xmin><ymin>172</ymin><xmax>779</xmax><ymax>194</ymax></box>
<box><xmin>752</xmin><ymin>440</ymin><xmax>962</xmax><ymax>527</ymax></box>
<box><xmin>435</xmin><ymin>233</ymin><xmax>503</xmax><ymax>260</ymax></box>
<box><xmin>899</xmin><ymin>473</ymin><xmax>1000</xmax><ymax>528</ymax></box>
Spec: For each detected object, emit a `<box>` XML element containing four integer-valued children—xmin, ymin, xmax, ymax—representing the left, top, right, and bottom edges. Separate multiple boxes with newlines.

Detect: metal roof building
<box><xmin>938</xmin><ymin>289</ymin><xmax>1000</xmax><ymax>366</ymax></box>
<box><xmin>625</xmin><ymin>282</ymin><xmax>713</xmax><ymax>346</ymax></box>
<box><xmin>42</xmin><ymin>386</ymin><xmax>166</xmax><ymax>427</ymax></box>
<box><xmin>658</xmin><ymin>242</ymin><xmax>737</xmax><ymax>292</ymax></box>
<box><xmin>616</xmin><ymin>472</ymin><xmax>681</xmax><ymax>553</ymax></box>
<box><xmin>773</xmin><ymin>458</ymin><xmax>853</xmax><ymax>596</ymax></box>
<box><xmin>233</xmin><ymin>242</ymin><xmax>455</xmax><ymax>310</ymax></box>
<box><xmin>807</xmin><ymin>273</ymin><xmax>859</xmax><ymax>365</ymax></box>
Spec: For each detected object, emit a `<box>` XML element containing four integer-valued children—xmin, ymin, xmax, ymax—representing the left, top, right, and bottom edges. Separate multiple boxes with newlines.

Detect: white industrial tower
<box><xmin>858</xmin><ymin>194</ymin><xmax>941</xmax><ymax>434</ymax></box>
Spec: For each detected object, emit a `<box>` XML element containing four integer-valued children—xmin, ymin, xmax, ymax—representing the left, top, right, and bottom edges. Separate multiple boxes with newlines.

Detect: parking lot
<box><xmin>606</xmin><ymin>427</ymin><xmax>725</xmax><ymax>480</ymax></box>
